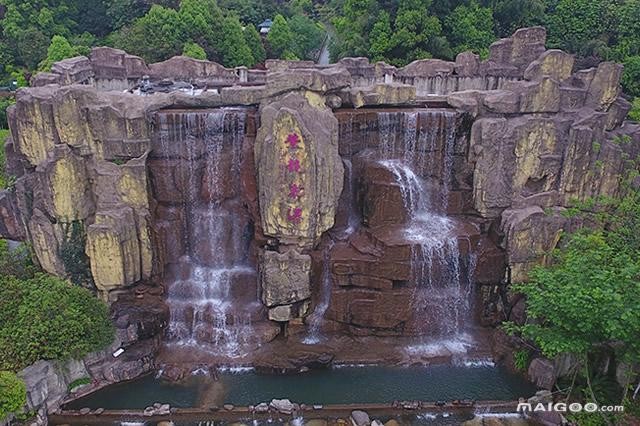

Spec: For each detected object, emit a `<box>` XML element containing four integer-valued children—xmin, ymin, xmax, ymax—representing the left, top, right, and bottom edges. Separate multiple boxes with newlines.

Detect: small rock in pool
<box><xmin>224</xmin><ymin>404</ymin><xmax>235</xmax><ymax>411</ymax></box>
<box><xmin>93</xmin><ymin>408</ymin><xmax>104</xmax><ymax>415</ymax></box>
<box><xmin>254</xmin><ymin>402</ymin><xmax>269</xmax><ymax>413</ymax></box>
<box><xmin>79</xmin><ymin>408</ymin><xmax>90</xmax><ymax>415</ymax></box>
<box><xmin>350</xmin><ymin>410</ymin><xmax>371</xmax><ymax>426</ymax></box>
<box><xmin>270</xmin><ymin>399</ymin><xmax>295</xmax><ymax>415</ymax></box>
<box><xmin>313</xmin><ymin>404</ymin><xmax>323</xmax><ymax>410</ymax></box>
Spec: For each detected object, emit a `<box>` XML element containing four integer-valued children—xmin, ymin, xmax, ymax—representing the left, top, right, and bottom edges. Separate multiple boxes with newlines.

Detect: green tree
<box><xmin>629</xmin><ymin>98</ymin><xmax>640</xmax><ymax>122</ymax></box>
<box><xmin>0</xmin><ymin>371</ymin><xmax>26</xmax><ymax>420</ymax></box>
<box><xmin>445</xmin><ymin>0</ymin><xmax>495</xmax><ymax>58</ymax></box>
<box><xmin>484</xmin><ymin>0</ymin><xmax>546</xmax><ymax>37</ymax></box>
<box><xmin>546</xmin><ymin>0</ymin><xmax>614</xmax><ymax>54</ymax></box>
<box><xmin>288</xmin><ymin>14</ymin><xmax>325</xmax><ymax>60</ymax></box>
<box><xmin>267</xmin><ymin>14</ymin><xmax>294</xmax><ymax>59</ymax></box>
<box><xmin>505</xmin><ymin>187</ymin><xmax>640</xmax><ymax>373</ymax></box>
<box><xmin>621</xmin><ymin>55</ymin><xmax>640</xmax><ymax>98</ymax></box>
<box><xmin>219</xmin><ymin>15</ymin><xmax>255</xmax><ymax>67</ymax></box>
<box><xmin>218</xmin><ymin>0</ymin><xmax>278</xmax><ymax>26</ymax></box>
<box><xmin>0</xmin><ymin>273</ymin><xmax>115</xmax><ymax>371</ymax></box>
<box><xmin>182</xmin><ymin>41</ymin><xmax>207</xmax><ymax>60</ymax></box>
<box><xmin>110</xmin><ymin>5</ymin><xmax>185</xmax><ymax>63</ymax></box>
<box><xmin>39</xmin><ymin>35</ymin><xmax>78</xmax><ymax>71</ymax></box>
<box><xmin>368</xmin><ymin>11</ymin><xmax>393</xmax><ymax>62</ymax></box>
<box><xmin>331</xmin><ymin>0</ymin><xmax>378</xmax><ymax>60</ymax></box>
<box><xmin>389</xmin><ymin>0</ymin><xmax>448</xmax><ymax>65</ymax></box>
<box><xmin>178</xmin><ymin>0</ymin><xmax>224</xmax><ymax>59</ymax></box>
<box><xmin>244</xmin><ymin>24</ymin><xmax>266</xmax><ymax>64</ymax></box>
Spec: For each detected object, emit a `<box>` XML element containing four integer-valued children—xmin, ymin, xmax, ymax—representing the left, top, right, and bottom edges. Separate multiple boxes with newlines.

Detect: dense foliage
<box><xmin>0</xmin><ymin>371</ymin><xmax>26</xmax><ymax>421</ymax></box>
<box><xmin>505</xmin><ymin>185</ymin><xmax>640</xmax><ymax>422</ymax></box>
<box><xmin>0</xmin><ymin>237</ymin><xmax>114</xmax><ymax>372</ymax></box>
<box><xmin>0</xmin><ymin>129</ymin><xmax>8</xmax><ymax>189</ymax></box>
<box><xmin>0</xmin><ymin>0</ymin><xmax>639</xmax><ymax>100</ymax></box>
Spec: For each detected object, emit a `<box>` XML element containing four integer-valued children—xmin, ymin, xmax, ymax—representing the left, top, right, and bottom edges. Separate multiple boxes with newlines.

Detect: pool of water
<box><xmin>65</xmin><ymin>365</ymin><xmax>537</xmax><ymax>410</ymax></box>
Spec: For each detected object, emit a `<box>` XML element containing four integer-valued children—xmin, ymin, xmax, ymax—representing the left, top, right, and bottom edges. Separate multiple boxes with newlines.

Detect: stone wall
<box><xmin>1</xmin><ymin>26</ymin><xmax>639</xmax><ymax>337</ymax></box>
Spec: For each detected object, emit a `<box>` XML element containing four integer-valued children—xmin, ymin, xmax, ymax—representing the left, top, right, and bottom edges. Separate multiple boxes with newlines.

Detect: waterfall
<box><xmin>378</xmin><ymin>110</ymin><xmax>457</xmax><ymax>212</ymax></box>
<box><xmin>303</xmin><ymin>240</ymin><xmax>336</xmax><ymax>344</ymax></box>
<box><xmin>156</xmin><ymin>109</ymin><xmax>256</xmax><ymax>356</ymax></box>
<box><xmin>377</xmin><ymin>110</ymin><xmax>472</xmax><ymax>339</ymax></box>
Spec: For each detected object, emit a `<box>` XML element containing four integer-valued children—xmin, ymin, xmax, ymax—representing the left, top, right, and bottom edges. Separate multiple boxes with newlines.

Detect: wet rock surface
<box><xmin>1</xmin><ymin>26</ymin><xmax>639</xmax><ymax>415</ymax></box>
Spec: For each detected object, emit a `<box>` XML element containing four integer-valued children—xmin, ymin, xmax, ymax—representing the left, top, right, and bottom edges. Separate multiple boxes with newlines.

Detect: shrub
<box><xmin>0</xmin><ymin>371</ymin><xmax>26</xmax><ymax>421</ymax></box>
<box><xmin>629</xmin><ymin>97</ymin><xmax>640</xmax><ymax>122</ymax></box>
<box><xmin>513</xmin><ymin>349</ymin><xmax>530</xmax><ymax>371</ymax></box>
<box><xmin>182</xmin><ymin>41</ymin><xmax>206</xmax><ymax>60</ymax></box>
<box><xmin>0</xmin><ymin>274</ymin><xmax>114</xmax><ymax>371</ymax></box>
<box><xmin>0</xmin><ymin>240</ymin><xmax>38</xmax><ymax>280</ymax></box>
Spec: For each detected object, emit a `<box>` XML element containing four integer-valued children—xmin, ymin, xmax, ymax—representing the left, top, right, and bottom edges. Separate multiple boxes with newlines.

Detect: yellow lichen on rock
<box><xmin>118</xmin><ymin>170</ymin><xmax>148</xmax><ymax>209</ymax></box>
<box><xmin>14</xmin><ymin>100</ymin><xmax>56</xmax><ymax>166</ymax></box>
<box><xmin>49</xmin><ymin>152</ymin><xmax>91</xmax><ymax>221</ymax></box>
<box><xmin>86</xmin><ymin>209</ymin><xmax>143</xmax><ymax>295</ymax></box>
<box><xmin>513</xmin><ymin>120</ymin><xmax>557</xmax><ymax>192</ymax></box>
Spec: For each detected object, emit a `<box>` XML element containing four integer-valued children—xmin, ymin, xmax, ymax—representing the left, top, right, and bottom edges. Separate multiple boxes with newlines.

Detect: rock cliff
<box><xmin>1</xmin><ymin>26</ymin><xmax>638</xmax><ymax>341</ymax></box>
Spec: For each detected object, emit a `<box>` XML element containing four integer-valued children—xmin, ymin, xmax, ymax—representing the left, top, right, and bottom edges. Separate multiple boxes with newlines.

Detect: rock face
<box><xmin>255</xmin><ymin>91</ymin><xmax>343</xmax><ymax>321</ymax></box>
<box><xmin>255</xmin><ymin>91</ymin><xmax>343</xmax><ymax>247</ymax></box>
<box><xmin>1</xmin><ymin>26</ymin><xmax>639</xmax><ymax>344</ymax></box>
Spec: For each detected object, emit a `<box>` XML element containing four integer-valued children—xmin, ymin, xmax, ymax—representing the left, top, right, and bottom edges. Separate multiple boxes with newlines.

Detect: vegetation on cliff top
<box><xmin>0</xmin><ymin>0</ymin><xmax>639</xmax><ymax>101</ymax></box>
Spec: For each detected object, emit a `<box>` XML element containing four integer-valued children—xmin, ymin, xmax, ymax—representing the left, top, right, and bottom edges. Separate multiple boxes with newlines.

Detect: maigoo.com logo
<box><xmin>517</xmin><ymin>402</ymin><xmax>625</xmax><ymax>413</ymax></box>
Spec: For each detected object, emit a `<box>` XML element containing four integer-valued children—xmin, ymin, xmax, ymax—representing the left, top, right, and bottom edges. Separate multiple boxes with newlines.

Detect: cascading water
<box><xmin>303</xmin><ymin>240</ymin><xmax>336</xmax><ymax>344</ymax></box>
<box><xmin>376</xmin><ymin>110</ymin><xmax>473</xmax><ymax>343</ymax></box>
<box><xmin>155</xmin><ymin>109</ymin><xmax>257</xmax><ymax>356</ymax></box>
<box><xmin>378</xmin><ymin>110</ymin><xmax>458</xmax><ymax>211</ymax></box>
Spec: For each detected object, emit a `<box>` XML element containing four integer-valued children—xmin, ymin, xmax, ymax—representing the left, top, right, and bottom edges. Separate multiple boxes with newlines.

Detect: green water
<box><xmin>65</xmin><ymin>365</ymin><xmax>536</xmax><ymax>410</ymax></box>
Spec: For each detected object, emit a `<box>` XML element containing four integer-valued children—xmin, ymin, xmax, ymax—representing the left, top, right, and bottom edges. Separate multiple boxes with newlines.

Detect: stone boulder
<box><xmin>341</xmin><ymin>83</ymin><xmax>416</xmax><ymax>108</ymax></box>
<box><xmin>524</xmin><ymin>50</ymin><xmax>574</xmax><ymax>82</ymax></box>
<box><xmin>260</xmin><ymin>249</ymin><xmax>312</xmax><ymax>307</ymax></box>
<box><xmin>501</xmin><ymin>207</ymin><xmax>567</xmax><ymax>282</ymax></box>
<box><xmin>350</xmin><ymin>410</ymin><xmax>371</xmax><ymax>426</ymax></box>
<box><xmin>528</xmin><ymin>358</ymin><xmax>557</xmax><ymax>390</ymax></box>
<box><xmin>0</xmin><ymin>190</ymin><xmax>25</xmax><ymax>240</ymax></box>
<box><xmin>488</xmin><ymin>27</ymin><xmax>547</xmax><ymax>73</ymax></box>
<box><xmin>255</xmin><ymin>91</ymin><xmax>343</xmax><ymax>247</ymax></box>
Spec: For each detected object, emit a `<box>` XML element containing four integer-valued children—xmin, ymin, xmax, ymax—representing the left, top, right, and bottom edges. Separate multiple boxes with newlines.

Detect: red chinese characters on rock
<box><xmin>289</xmin><ymin>183</ymin><xmax>303</xmax><ymax>199</ymax></box>
<box><xmin>286</xmin><ymin>133</ymin><xmax>300</xmax><ymax>149</ymax></box>
<box><xmin>287</xmin><ymin>158</ymin><xmax>301</xmax><ymax>173</ymax></box>
<box><xmin>287</xmin><ymin>207</ymin><xmax>303</xmax><ymax>223</ymax></box>
<box><xmin>284</xmin><ymin>132</ymin><xmax>303</xmax><ymax>225</ymax></box>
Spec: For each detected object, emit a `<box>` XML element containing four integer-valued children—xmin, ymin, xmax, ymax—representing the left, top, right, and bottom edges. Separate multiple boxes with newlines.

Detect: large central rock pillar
<box><xmin>255</xmin><ymin>91</ymin><xmax>343</xmax><ymax>322</ymax></box>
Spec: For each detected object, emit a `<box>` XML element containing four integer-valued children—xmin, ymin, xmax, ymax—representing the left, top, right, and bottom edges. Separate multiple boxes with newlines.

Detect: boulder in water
<box><xmin>270</xmin><ymin>398</ymin><xmax>295</xmax><ymax>414</ymax></box>
<box><xmin>350</xmin><ymin>410</ymin><xmax>371</xmax><ymax>426</ymax></box>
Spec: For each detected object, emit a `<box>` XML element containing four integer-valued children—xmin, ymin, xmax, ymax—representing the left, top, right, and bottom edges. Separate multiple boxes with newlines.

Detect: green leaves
<box><xmin>506</xmin><ymin>189</ymin><xmax>640</xmax><ymax>364</ymax></box>
<box><xmin>267</xmin><ymin>14</ymin><xmax>293</xmax><ymax>59</ymax></box>
<box><xmin>0</xmin><ymin>371</ymin><xmax>26</xmax><ymax>420</ymax></box>
<box><xmin>444</xmin><ymin>0</ymin><xmax>495</xmax><ymax>58</ymax></box>
<box><xmin>0</xmin><ymin>273</ymin><xmax>114</xmax><ymax>372</ymax></box>
<box><xmin>244</xmin><ymin>24</ymin><xmax>266</xmax><ymax>64</ymax></box>
<box><xmin>220</xmin><ymin>15</ymin><xmax>255</xmax><ymax>67</ymax></box>
<box><xmin>182</xmin><ymin>41</ymin><xmax>207</xmax><ymax>60</ymax></box>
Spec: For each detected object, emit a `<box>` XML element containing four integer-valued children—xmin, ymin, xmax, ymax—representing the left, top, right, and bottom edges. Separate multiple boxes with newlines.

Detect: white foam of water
<box><xmin>405</xmin><ymin>334</ymin><xmax>475</xmax><ymax>356</ymax></box>
<box><xmin>416</xmin><ymin>413</ymin><xmax>438</xmax><ymax>421</ymax></box>
<box><xmin>457</xmin><ymin>358</ymin><xmax>496</xmax><ymax>368</ymax></box>
<box><xmin>217</xmin><ymin>366</ymin><xmax>255</xmax><ymax>374</ymax></box>
<box><xmin>332</xmin><ymin>363</ymin><xmax>372</xmax><ymax>369</ymax></box>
